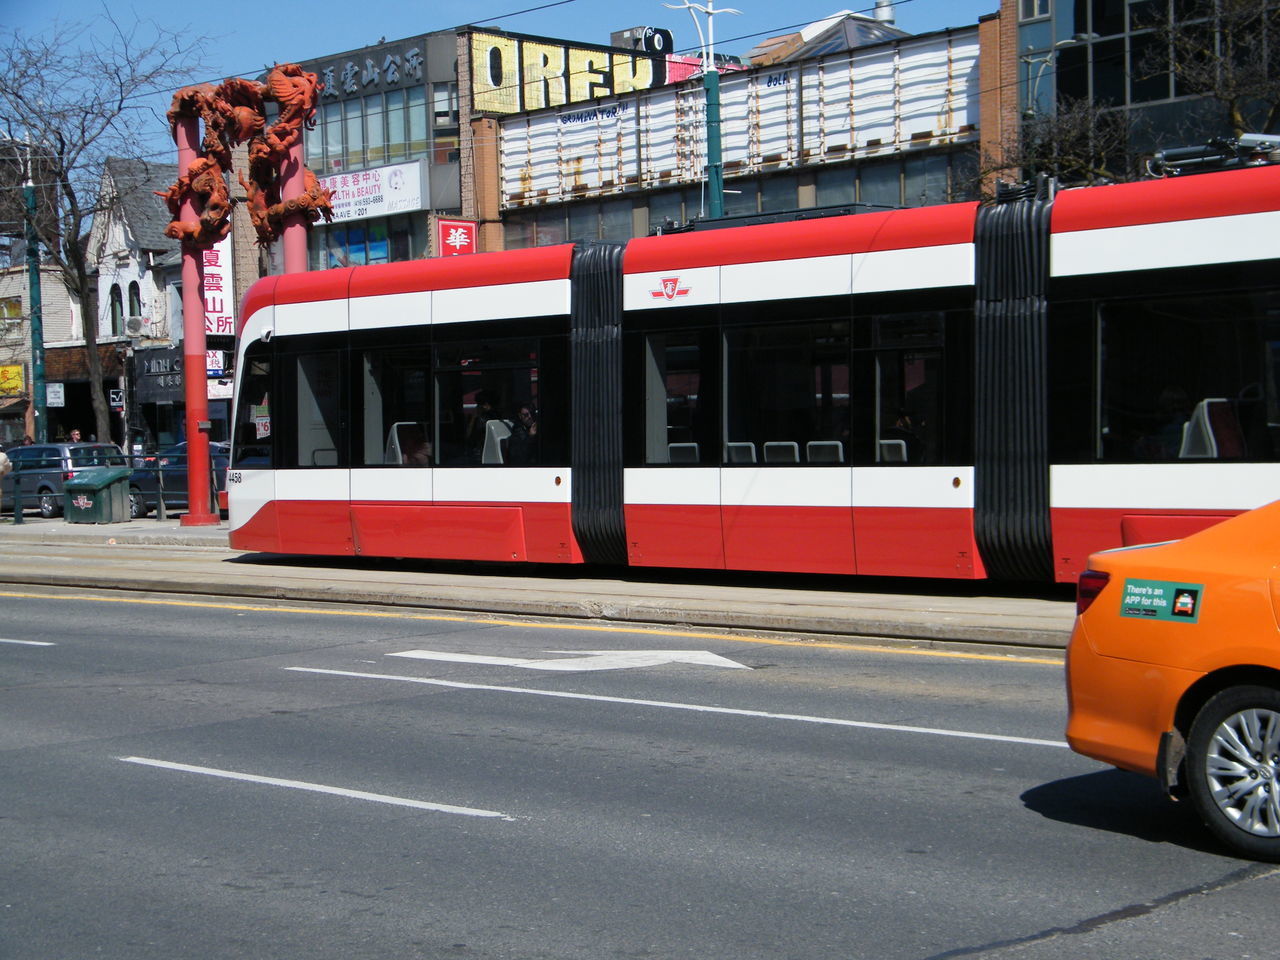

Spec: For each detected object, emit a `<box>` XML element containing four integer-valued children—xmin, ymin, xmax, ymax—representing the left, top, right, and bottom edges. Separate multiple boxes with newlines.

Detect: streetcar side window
<box><xmin>232</xmin><ymin>343</ymin><xmax>273</xmax><ymax>469</ymax></box>
<box><xmin>868</xmin><ymin>313</ymin><xmax>944</xmax><ymax>465</ymax></box>
<box><xmin>724</xmin><ymin>321</ymin><xmax>850</xmax><ymax>465</ymax></box>
<box><xmin>434</xmin><ymin>335</ymin><xmax>564</xmax><ymax>466</ymax></box>
<box><xmin>1095</xmin><ymin>290</ymin><xmax>1280</xmax><ymax>463</ymax></box>
<box><xmin>636</xmin><ymin>327</ymin><xmax>720</xmax><ymax>465</ymax></box>
<box><xmin>358</xmin><ymin>346</ymin><xmax>433</xmax><ymax>466</ymax></box>
<box><xmin>287</xmin><ymin>351</ymin><xmax>345</xmax><ymax>468</ymax></box>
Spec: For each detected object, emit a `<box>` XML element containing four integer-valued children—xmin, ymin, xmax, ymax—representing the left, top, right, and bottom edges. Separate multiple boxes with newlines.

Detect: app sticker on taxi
<box><xmin>1119</xmin><ymin>578</ymin><xmax>1203</xmax><ymax>623</ymax></box>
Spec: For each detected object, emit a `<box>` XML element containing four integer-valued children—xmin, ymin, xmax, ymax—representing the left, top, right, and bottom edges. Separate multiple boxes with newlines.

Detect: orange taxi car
<box><xmin>1066</xmin><ymin>498</ymin><xmax>1280</xmax><ymax>860</ymax></box>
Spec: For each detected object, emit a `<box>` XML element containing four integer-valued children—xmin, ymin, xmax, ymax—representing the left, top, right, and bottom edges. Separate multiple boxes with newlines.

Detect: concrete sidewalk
<box><xmin>0</xmin><ymin>515</ymin><xmax>1078</xmax><ymax>650</ymax></box>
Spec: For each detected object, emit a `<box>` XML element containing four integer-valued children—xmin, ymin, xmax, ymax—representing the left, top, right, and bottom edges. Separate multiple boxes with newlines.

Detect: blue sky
<box><xmin>1</xmin><ymin>0</ymin><xmax>997</xmax><ymax>163</ymax></box>
<box><xmin>4</xmin><ymin>0</ymin><xmax>997</xmax><ymax>79</ymax></box>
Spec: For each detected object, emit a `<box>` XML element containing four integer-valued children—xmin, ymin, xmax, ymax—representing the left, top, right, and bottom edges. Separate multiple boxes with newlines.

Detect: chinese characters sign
<box><xmin>318</xmin><ymin>161</ymin><xmax>426</xmax><ymax>222</ymax></box>
<box><xmin>315</xmin><ymin>41</ymin><xmax>424</xmax><ymax>102</ymax></box>
<box><xmin>436</xmin><ymin>218</ymin><xmax>477</xmax><ymax>256</ymax></box>
<box><xmin>202</xmin><ymin>234</ymin><xmax>235</xmax><ymax>337</ymax></box>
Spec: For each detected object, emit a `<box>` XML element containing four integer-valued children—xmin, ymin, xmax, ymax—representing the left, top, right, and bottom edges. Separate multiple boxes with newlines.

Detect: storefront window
<box><xmin>861</xmin><ymin>163</ymin><xmax>901</xmax><ymax>208</ymax></box>
<box><xmin>408</xmin><ymin>87</ymin><xmax>428</xmax><ymax>159</ymax></box>
<box><xmin>816</xmin><ymin>167</ymin><xmax>857</xmax><ymax>206</ymax></box>
<box><xmin>367</xmin><ymin>221</ymin><xmax>389</xmax><ymax>264</ymax></box>
<box><xmin>601</xmin><ymin>199</ymin><xmax>631</xmax><ymax>242</ymax></box>
<box><xmin>364</xmin><ymin>94</ymin><xmax>385</xmax><ymax>165</ymax></box>
<box><xmin>344</xmin><ymin>99</ymin><xmax>364</xmax><ymax>168</ymax></box>
<box><xmin>314</xmin><ymin>214</ymin><xmax>424</xmax><ymax>267</ymax></box>
<box><xmin>505</xmin><ymin>215</ymin><xmax>534</xmax><ymax>249</ymax></box>
<box><xmin>320</xmin><ymin>102</ymin><xmax>341</xmax><ymax>172</ymax></box>
<box><xmin>385</xmin><ymin>89</ymin><xmax>406</xmax><ymax>163</ymax></box>
<box><xmin>432</xmin><ymin>82</ymin><xmax>459</xmax><ymax>131</ymax></box>
<box><xmin>568</xmin><ymin>204</ymin><xmax>599</xmax><ymax>241</ymax></box>
<box><xmin>759</xmin><ymin>176</ymin><xmax>796</xmax><ymax>212</ymax></box>
<box><xmin>647</xmin><ymin>191</ymin><xmax>684</xmax><ymax>233</ymax></box>
<box><xmin>904</xmin><ymin>153</ymin><xmax>949</xmax><ymax>207</ymax></box>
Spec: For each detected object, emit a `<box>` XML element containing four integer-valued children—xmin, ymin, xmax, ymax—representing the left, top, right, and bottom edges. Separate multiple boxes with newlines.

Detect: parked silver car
<box><xmin>0</xmin><ymin>442</ymin><xmax>129</xmax><ymax>517</ymax></box>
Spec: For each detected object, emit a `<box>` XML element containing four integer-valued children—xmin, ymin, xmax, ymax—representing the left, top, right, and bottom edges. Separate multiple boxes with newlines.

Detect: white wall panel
<box><xmin>350</xmin><ymin>291</ymin><xmax>430</xmax><ymax>331</ymax></box>
<box><xmin>500</xmin><ymin>28</ymin><xmax>980</xmax><ymax>208</ymax></box>
<box><xmin>350</xmin><ymin>469</ymin><xmax>433</xmax><ymax>502</ymax></box>
<box><xmin>721</xmin><ymin>255</ymin><xmax>852</xmax><ymax>302</ymax></box>
<box><xmin>625</xmin><ymin>467</ymin><xmax>721</xmax><ymax>506</ymax></box>
<box><xmin>851</xmin><ymin>466</ymin><xmax>975</xmax><ymax>508</ymax></box>
<box><xmin>433</xmin><ymin>467</ymin><xmax>572</xmax><ymax>504</ymax></box>
<box><xmin>276</xmin><ymin>469</ymin><xmax>350</xmax><ymax>501</ymax></box>
<box><xmin>433</xmin><ymin>279</ymin><xmax>571</xmax><ymax>324</ymax></box>
<box><xmin>623</xmin><ymin>266</ymin><xmax>720</xmax><ymax>310</ymax></box>
<box><xmin>1050</xmin><ymin>464</ymin><xmax>1280</xmax><ymax>510</ymax></box>
<box><xmin>721</xmin><ymin>467</ymin><xmax>852</xmax><ymax>508</ymax></box>
<box><xmin>275</xmin><ymin>299</ymin><xmax>347</xmax><ymax>336</ymax></box>
<box><xmin>1051</xmin><ymin>211</ymin><xmax>1280</xmax><ymax>277</ymax></box>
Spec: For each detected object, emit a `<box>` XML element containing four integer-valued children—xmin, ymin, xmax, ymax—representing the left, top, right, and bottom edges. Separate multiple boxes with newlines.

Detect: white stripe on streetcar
<box><xmin>118</xmin><ymin>757</ymin><xmax>512</xmax><ymax>819</ymax></box>
<box><xmin>0</xmin><ymin>638</ymin><xmax>56</xmax><ymax>646</ymax></box>
<box><xmin>285</xmin><ymin>667</ymin><xmax>1068</xmax><ymax>749</ymax></box>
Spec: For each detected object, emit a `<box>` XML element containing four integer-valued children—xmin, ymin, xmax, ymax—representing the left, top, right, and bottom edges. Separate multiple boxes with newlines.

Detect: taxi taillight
<box><xmin>1076</xmin><ymin>569</ymin><xmax>1110</xmax><ymax>615</ymax></box>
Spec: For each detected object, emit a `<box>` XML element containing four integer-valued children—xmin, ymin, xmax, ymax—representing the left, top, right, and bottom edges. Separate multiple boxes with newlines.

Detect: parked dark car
<box><xmin>1</xmin><ymin>442</ymin><xmax>129</xmax><ymax>517</ymax></box>
<box><xmin>128</xmin><ymin>441</ymin><xmax>230</xmax><ymax>518</ymax></box>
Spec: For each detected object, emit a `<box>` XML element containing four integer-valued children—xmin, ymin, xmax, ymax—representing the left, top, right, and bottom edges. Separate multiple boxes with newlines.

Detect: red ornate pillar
<box><xmin>176</xmin><ymin>115</ymin><xmax>218</xmax><ymax>526</ymax></box>
<box><xmin>281</xmin><ymin>138</ymin><xmax>307</xmax><ymax>274</ymax></box>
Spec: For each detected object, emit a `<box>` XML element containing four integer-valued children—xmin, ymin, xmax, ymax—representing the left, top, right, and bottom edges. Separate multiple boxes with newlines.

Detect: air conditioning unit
<box><xmin>125</xmin><ymin>316</ymin><xmax>146</xmax><ymax>336</ymax></box>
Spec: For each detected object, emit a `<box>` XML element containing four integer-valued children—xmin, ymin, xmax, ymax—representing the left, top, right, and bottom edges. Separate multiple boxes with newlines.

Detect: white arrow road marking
<box><xmin>285</xmin><ymin>668</ymin><xmax>1068</xmax><ymax>749</ymax></box>
<box><xmin>386</xmin><ymin>649</ymin><xmax>750</xmax><ymax>672</ymax></box>
<box><xmin>0</xmin><ymin>638</ymin><xmax>55</xmax><ymax>646</ymax></box>
<box><xmin>119</xmin><ymin>757</ymin><xmax>513</xmax><ymax>819</ymax></box>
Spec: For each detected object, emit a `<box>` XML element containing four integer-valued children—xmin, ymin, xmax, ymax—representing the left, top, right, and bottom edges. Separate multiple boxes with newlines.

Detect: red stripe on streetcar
<box><xmin>624</xmin><ymin>203</ymin><xmax>979</xmax><ymax>274</ymax></box>
<box><xmin>1052</xmin><ymin>165</ymin><xmax>1280</xmax><ymax>234</ymax></box>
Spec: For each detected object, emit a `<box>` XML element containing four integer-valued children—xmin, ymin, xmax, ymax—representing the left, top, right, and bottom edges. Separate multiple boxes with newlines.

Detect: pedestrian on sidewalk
<box><xmin>0</xmin><ymin>447</ymin><xmax>10</xmax><ymax>514</ymax></box>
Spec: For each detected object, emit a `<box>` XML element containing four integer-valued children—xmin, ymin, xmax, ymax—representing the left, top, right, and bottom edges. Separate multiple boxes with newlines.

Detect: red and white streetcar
<box><xmin>228</xmin><ymin>162</ymin><xmax>1280</xmax><ymax>582</ymax></box>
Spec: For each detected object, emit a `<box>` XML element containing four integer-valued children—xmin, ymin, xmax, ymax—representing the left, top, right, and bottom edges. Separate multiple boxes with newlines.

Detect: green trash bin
<box><xmin>64</xmin><ymin>466</ymin><xmax>132</xmax><ymax>524</ymax></box>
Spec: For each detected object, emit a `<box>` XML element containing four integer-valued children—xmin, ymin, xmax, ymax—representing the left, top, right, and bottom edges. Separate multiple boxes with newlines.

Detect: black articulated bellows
<box><xmin>973</xmin><ymin>186</ymin><xmax>1054</xmax><ymax>582</ymax></box>
<box><xmin>569</xmin><ymin>242</ymin><xmax>628</xmax><ymax>566</ymax></box>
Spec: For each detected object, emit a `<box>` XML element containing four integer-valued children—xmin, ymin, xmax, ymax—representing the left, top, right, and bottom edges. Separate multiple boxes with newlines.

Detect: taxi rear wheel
<box><xmin>1187</xmin><ymin>685</ymin><xmax>1280</xmax><ymax>861</ymax></box>
<box><xmin>129</xmin><ymin>488</ymin><xmax>148</xmax><ymax>519</ymax></box>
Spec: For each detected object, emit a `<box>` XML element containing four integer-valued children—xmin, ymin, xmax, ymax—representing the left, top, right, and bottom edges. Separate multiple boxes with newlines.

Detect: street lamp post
<box><xmin>1020</xmin><ymin>34</ymin><xmax>1099</xmax><ymax>118</ymax></box>
<box><xmin>23</xmin><ymin>159</ymin><xmax>47</xmax><ymax>443</ymax></box>
<box><xmin>663</xmin><ymin>0</ymin><xmax>742</xmax><ymax>219</ymax></box>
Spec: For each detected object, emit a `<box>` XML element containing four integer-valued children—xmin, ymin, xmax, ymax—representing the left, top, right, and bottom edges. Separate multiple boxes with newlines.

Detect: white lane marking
<box><xmin>119</xmin><ymin>756</ymin><xmax>512</xmax><ymax>819</ymax></box>
<box><xmin>0</xmin><ymin>638</ymin><xmax>55</xmax><ymax>646</ymax></box>
<box><xmin>387</xmin><ymin>648</ymin><xmax>750</xmax><ymax>672</ymax></box>
<box><xmin>286</xmin><ymin>667</ymin><xmax>1068</xmax><ymax>749</ymax></box>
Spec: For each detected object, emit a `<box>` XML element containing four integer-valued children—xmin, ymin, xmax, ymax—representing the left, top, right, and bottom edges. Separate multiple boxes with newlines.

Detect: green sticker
<box><xmin>1120</xmin><ymin>578</ymin><xmax>1204</xmax><ymax>623</ymax></box>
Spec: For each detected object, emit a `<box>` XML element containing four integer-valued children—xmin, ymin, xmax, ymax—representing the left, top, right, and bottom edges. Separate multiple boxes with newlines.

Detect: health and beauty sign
<box><xmin>319</xmin><ymin>161</ymin><xmax>426</xmax><ymax>222</ymax></box>
<box><xmin>1120</xmin><ymin>578</ymin><xmax>1204</xmax><ymax>623</ymax></box>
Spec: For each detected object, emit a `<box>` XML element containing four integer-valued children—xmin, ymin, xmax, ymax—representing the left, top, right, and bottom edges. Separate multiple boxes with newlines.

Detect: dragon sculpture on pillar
<box><xmin>160</xmin><ymin>64</ymin><xmax>334</xmax><ymax>248</ymax></box>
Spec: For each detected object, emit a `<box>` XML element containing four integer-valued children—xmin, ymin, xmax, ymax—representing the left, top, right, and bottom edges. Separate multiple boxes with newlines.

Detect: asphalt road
<box><xmin>2</xmin><ymin>585</ymin><xmax>1276</xmax><ymax>960</ymax></box>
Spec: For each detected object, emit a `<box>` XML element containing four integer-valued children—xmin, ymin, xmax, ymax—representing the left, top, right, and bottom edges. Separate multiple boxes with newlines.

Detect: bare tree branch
<box><xmin>1140</xmin><ymin>0</ymin><xmax>1280</xmax><ymax>138</ymax></box>
<box><xmin>0</xmin><ymin>14</ymin><xmax>211</xmax><ymax>441</ymax></box>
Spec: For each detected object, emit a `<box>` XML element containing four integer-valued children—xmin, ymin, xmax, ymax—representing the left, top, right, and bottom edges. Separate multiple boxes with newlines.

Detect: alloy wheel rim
<box><xmin>1205</xmin><ymin>707</ymin><xmax>1280</xmax><ymax>837</ymax></box>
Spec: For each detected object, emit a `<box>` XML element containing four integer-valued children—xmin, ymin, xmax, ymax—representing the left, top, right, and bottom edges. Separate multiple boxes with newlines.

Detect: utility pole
<box><xmin>664</xmin><ymin>0</ymin><xmax>741</xmax><ymax>219</ymax></box>
<box><xmin>23</xmin><ymin>153</ymin><xmax>47</xmax><ymax>443</ymax></box>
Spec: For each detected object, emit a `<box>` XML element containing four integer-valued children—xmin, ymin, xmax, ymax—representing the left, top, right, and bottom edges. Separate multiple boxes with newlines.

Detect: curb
<box><xmin>0</xmin><ymin>566</ymin><xmax>1072</xmax><ymax>650</ymax></box>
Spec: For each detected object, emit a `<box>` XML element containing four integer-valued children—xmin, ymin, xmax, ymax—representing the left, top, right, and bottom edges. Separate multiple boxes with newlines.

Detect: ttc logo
<box><xmin>651</xmin><ymin>277</ymin><xmax>690</xmax><ymax>300</ymax></box>
<box><xmin>72</xmin><ymin>494</ymin><xmax>93</xmax><ymax>510</ymax></box>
